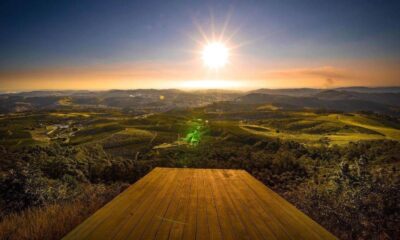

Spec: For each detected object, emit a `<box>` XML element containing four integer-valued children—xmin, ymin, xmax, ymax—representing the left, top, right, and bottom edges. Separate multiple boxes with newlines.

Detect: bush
<box><xmin>0</xmin><ymin>183</ymin><xmax>127</xmax><ymax>240</ymax></box>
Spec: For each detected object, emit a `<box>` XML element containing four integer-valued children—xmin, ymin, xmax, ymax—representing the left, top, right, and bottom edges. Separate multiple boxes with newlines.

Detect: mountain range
<box><xmin>1</xmin><ymin>87</ymin><xmax>399</xmax><ymax>115</ymax></box>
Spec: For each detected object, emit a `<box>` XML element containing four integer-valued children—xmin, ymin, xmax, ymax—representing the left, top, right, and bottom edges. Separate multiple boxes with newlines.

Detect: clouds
<box><xmin>263</xmin><ymin>66</ymin><xmax>353</xmax><ymax>88</ymax></box>
<box><xmin>273</xmin><ymin>66</ymin><xmax>348</xmax><ymax>80</ymax></box>
<box><xmin>0</xmin><ymin>60</ymin><xmax>399</xmax><ymax>91</ymax></box>
<box><xmin>0</xmin><ymin>61</ymin><xmax>203</xmax><ymax>90</ymax></box>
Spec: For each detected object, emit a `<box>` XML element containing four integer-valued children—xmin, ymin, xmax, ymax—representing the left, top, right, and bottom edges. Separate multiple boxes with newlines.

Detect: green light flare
<box><xmin>182</xmin><ymin>119</ymin><xmax>206</xmax><ymax>146</ymax></box>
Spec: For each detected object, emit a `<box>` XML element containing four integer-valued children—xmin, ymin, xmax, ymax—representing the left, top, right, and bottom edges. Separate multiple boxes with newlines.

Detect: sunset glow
<box><xmin>180</xmin><ymin>79</ymin><xmax>241</xmax><ymax>89</ymax></box>
<box><xmin>0</xmin><ymin>1</ymin><xmax>398</xmax><ymax>91</ymax></box>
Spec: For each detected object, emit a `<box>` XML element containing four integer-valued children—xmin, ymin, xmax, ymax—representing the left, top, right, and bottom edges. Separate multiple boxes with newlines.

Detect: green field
<box><xmin>238</xmin><ymin>112</ymin><xmax>399</xmax><ymax>146</ymax></box>
<box><xmin>1</xmin><ymin>107</ymin><xmax>399</xmax><ymax>240</ymax></box>
<box><xmin>0</xmin><ymin>109</ymin><xmax>399</xmax><ymax>149</ymax></box>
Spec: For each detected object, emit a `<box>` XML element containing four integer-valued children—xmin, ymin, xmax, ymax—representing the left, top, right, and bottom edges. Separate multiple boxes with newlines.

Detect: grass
<box><xmin>57</xmin><ymin>97</ymin><xmax>73</xmax><ymax>106</ymax></box>
<box><xmin>118</xmin><ymin>127</ymin><xmax>154</xmax><ymax>138</ymax></box>
<box><xmin>0</xmin><ymin>129</ymin><xmax>38</xmax><ymax>147</ymax></box>
<box><xmin>239</xmin><ymin>112</ymin><xmax>399</xmax><ymax>146</ymax></box>
<box><xmin>30</xmin><ymin>129</ymin><xmax>50</xmax><ymax>143</ymax></box>
<box><xmin>1</xmin><ymin>112</ymin><xmax>171</xmax><ymax>147</ymax></box>
<box><xmin>336</xmin><ymin>114</ymin><xmax>400</xmax><ymax>140</ymax></box>
<box><xmin>50</xmin><ymin>112</ymin><xmax>90</xmax><ymax>118</ymax></box>
<box><xmin>1</xmin><ymin>110</ymin><xmax>399</xmax><ymax>148</ymax></box>
<box><xmin>102</xmin><ymin>127</ymin><xmax>156</xmax><ymax>150</ymax></box>
<box><xmin>0</xmin><ymin>184</ymin><xmax>126</xmax><ymax>240</ymax></box>
<box><xmin>70</xmin><ymin>124</ymin><xmax>124</xmax><ymax>145</ymax></box>
<box><xmin>256</xmin><ymin>104</ymin><xmax>280</xmax><ymax>111</ymax></box>
<box><xmin>0</xmin><ymin>109</ymin><xmax>398</xmax><ymax>240</ymax></box>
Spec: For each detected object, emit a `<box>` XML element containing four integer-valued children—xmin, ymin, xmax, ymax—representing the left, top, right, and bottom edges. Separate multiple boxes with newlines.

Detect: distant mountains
<box><xmin>334</xmin><ymin>87</ymin><xmax>400</xmax><ymax>93</ymax></box>
<box><xmin>238</xmin><ymin>87</ymin><xmax>400</xmax><ymax>114</ymax></box>
<box><xmin>0</xmin><ymin>89</ymin><xmax>240</xmax><ymax>114</ymax></box>
<box><xmin>251</xmin><ymin>87</ymin><xmax>400</xmax><ymax>96</ymax></box>
<box><xmin>1</xmin><ymin>87</ymin><xmax>400</xmax><ymax>115</ymax></box>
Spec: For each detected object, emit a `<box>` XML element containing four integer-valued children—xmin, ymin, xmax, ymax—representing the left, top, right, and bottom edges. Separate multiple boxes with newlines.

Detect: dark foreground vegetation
<box><xmin>0</xmin><ymin>106</ymin><xmax>399</xmax><ymax>239</ymax></box>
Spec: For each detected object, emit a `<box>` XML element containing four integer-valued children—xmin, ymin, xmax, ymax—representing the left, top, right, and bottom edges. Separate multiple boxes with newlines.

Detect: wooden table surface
<box><xmin>63</xmin><ymin>167</ymin><xmax>336</xmax><ymax>240</ymax></box>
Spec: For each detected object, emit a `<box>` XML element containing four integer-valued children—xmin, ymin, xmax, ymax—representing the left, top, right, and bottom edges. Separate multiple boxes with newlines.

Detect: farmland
<box><xmin>2</xmin><ymin>108</ymin><xmax>399</xmax><ymax>149</ymax></box>
<box><xmin>0</xmin><ymin>106</ymin><xmax>399</xmax><ymax>240</ymax></box>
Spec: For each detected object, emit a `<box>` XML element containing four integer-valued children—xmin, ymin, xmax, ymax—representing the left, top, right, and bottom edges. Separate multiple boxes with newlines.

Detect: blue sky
<box><xmin>0</xmin><ymin>0</ymin><xmax>399</xmax><ymax>90</ymax></box>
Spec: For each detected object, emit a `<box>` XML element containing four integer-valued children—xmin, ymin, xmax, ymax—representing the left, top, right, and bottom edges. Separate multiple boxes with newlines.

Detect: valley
<box><xmin>0</xmin><ymin>89</ymin><xmax>399</xmax><ymax>240</ymax></box>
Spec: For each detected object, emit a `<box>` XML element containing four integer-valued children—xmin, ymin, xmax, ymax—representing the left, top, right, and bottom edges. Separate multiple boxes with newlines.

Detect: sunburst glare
<box><xmin>202</xmin><ymin>42</ymin><xmax>229</xmax><ymax>69</ymax></box>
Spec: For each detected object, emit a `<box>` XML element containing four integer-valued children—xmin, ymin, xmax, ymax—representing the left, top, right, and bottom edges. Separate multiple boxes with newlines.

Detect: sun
<box><xmin>202</xmin><ymin>42</ymin><xmax>229</xmax><ymax>69</ymax></box>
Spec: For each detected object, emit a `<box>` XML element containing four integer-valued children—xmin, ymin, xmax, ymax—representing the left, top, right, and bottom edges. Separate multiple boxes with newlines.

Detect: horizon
<box><xmin>2</xmin><ymin>85</ymin><xmax>400</xmax><ymax>94</ymax></box>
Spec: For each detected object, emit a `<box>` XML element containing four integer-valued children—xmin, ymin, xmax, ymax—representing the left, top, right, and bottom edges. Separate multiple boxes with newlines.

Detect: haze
<box><xmin>0</xmin><ymin>0</ymin><xmax>399</xmax><ymax>91</ymax></box>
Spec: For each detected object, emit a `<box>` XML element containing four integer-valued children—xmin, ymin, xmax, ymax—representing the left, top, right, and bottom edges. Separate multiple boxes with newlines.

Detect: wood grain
<box><xmin>63</xmin><ymin>168</ymin><xmax>337</xmax><ymax>240</ymax></box>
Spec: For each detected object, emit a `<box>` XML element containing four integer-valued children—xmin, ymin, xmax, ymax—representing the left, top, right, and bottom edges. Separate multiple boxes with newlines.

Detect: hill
<box><xmin>2</xmin><ymin>87</ymin><xmax>399</xmax><ymax>116</ymax></box>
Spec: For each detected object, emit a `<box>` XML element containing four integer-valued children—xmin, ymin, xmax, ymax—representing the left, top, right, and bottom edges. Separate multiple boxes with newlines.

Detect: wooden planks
<box><xmin>63</xmin><ymin>168</ymin><xmax>337</xmax><ymax>240</ymax></box>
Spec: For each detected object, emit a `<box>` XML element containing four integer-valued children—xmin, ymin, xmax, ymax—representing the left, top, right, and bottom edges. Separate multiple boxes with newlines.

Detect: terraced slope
<box><xmin>240</xmin><ymin>113</ymin><xmax>400</xmax><ymax>146</ymax></box>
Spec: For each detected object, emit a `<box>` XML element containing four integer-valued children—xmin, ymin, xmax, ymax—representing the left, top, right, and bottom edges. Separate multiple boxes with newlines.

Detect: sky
<box><xmin>0</xmin><ymin>0</ymin><xmax>399</xmax><ymax>91</ymax></box>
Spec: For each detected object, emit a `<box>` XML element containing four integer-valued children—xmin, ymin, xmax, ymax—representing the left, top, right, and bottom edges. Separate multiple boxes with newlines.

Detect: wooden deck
<box><xmin>63</xmin><ymin>168</ymin><xmax>336</xmax><ymax>240</ymax></box>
